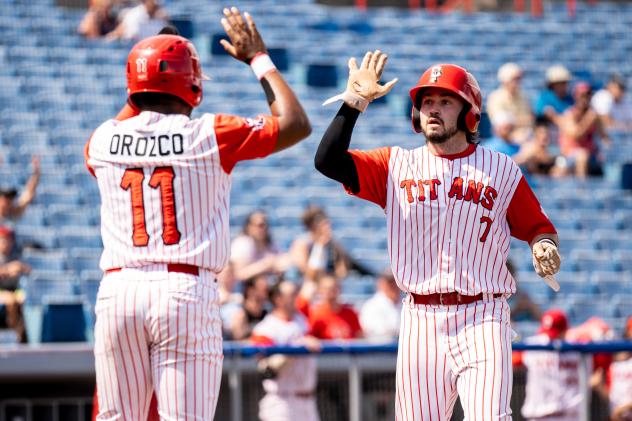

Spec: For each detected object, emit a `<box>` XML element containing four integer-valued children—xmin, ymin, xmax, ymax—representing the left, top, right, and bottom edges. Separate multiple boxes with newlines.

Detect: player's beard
<box><xmin>421</xmin><ymin>122</ymin><xmax>459</xmax><ymax>144</ymax></box>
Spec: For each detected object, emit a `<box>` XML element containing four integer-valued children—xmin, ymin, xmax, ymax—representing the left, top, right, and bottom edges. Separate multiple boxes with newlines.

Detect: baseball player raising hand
<box><xmin>86</xmin><ymin>9</ymin><xmax>310</xmax><ymax>420</ymax></box>
<box><xmin>316</xmin><ymin>51</ymin><xmax>561</xmax><ymax>420</ymax></box>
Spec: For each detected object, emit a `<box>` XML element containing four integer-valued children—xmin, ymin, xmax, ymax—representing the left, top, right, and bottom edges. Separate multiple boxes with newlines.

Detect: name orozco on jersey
<box><xmin>109</xmin><ymin>133</ymin><xmax>185</xmax><ymax>157</ymax></box>
<box><xmin>399</xmin><ymin>176</ymin><xmax>498</xmax><ymax>211</ymax></box>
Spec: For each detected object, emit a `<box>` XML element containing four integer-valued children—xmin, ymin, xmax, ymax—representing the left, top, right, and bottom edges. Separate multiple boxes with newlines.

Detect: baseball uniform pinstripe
<box><xmin>251</xmin><ymin>313</ymin><xmax>319</xmax><ymax>421</ymax></box>
<box><xmin>346</xmin><ymin>143</ymin><xmax>556</xmax><ymax>421</ymax></box>
<box><xmin>520</xmin><ymin>334</ymin><xmax>583</xmax><ymax>421</ymax></box>
<box><xmin>609</xmin><ymin>358</ymin><xmax>632</xmax><ymax>414</ymax></box>
<box><xmin>87</xmin><ymin>110</ymin><xmax>279</xmax><ymax>420</ymax></box>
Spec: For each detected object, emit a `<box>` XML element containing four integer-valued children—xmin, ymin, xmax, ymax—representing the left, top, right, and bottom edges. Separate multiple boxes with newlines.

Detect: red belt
<box><xmin>411</xmin><ymin>292</ymin><xmax>502</xmax><ymax>306</ymax></box>
<box><xmin>106</xmin><ymin>263</ymin><xmax>199</xmax><ymax>276</ymax></box>
<box><xmin>277</xmin><ymin>391</ymin><xmax>315</xmax><ymax>399</ymax></box>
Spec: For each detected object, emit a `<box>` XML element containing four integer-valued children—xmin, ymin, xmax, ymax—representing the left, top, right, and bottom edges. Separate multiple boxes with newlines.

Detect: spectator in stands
<box><xmin>608</xmin><ymin>316</ymin><xmax>632</xmax><ymax>421</ymax></box>
<box><xmin>0</xmin><ymin>226</ymin><xmax>30</xmax><ymax>343</ymax></box>
<box><xmin>290</xmin><ymin>205</ymin><xmax>372</xmax><ymax>282</ymax></box>
<box><xmin>518</xmin><ymin>309</ymin><xmax>584</xmax><ymax>420</ymax></box>
<box><xmin>359</xmin><ymin>270</ymin><xmax>401</xmax><ymax>342</ymax></box>
<box><xmin>77</xmin><ymin>0</ymin><xmax>119</xmax><ymax>38</ymax></box>
<box><xmin>535</xmin><ymin>65</ymin><xmax>574</xmax><ymax>123</ymax></box>
<box><xmin>217</xmin><ymin>263</ymin><xmax>243</xmax><ymax>340</ymax></box>
<box><xmin>106</xmin><ymin>0</ymin><xmax>168</xmax><ymax>41</ymax></box>
<box><xmin>251</xmin><ymin>280</ymin><xmax>321</xmax><ymax>421</ymax></box>
<box><xmin>308</xmin><ymin>275</ymin><xmax>362</xmax><ymax>340</ymax></box>
<box><xmin>513</xmin><ymin>117</ymin><xmax>565</xmax><ymax>176</ymax></box>
<box><xmin>230</xmin><ymin>274</ymin><xmax>270</xmax><ymax>340</ymax></box>
<box><xmin>487</xmin><ymin>62</ymin><xmax>534</xmax><ymax>143</ymax></box>
<box><xmin>591</xmin><ymin>74</ymin><xmax>632</xmax><ymax>131</ymax></box>
<box><xmin>230</xmin><ymin>211</ymin><xmax>289</xmax><ymax>282</ymax></box>
<box><xmin>557</xmin><ymin>82</ymin><xmax>611</xmax><ymax>178</ymax></box>
<box><xmin>0</xmin><ymin>157</ymin><xmax>40</xmax><ymax>225</ymax></box>
<box><xmin>483</xmin><ymin>112</ymin><xmax>521</xmax><ymax>157</ymax></box>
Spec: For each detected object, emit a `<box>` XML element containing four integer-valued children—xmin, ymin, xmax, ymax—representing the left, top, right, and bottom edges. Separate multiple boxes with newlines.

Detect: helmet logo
<box><xmin>430</xmin><ymin>66</ymin><xmax>443</xmax><ymax>83</ymax></box>
<box><xmin>136</xmin><ymin>58</ymin><xmax>148</xmax><ymax>74</ymax></box>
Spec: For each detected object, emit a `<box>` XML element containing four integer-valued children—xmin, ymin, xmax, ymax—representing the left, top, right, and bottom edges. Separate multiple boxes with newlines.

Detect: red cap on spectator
<box><xmin>539</xmin><ymin>309</ymin><xmax>568</xmax><ymax>339</ymax></box>
<box><xmin>573</xmin><ymin>81</ymin><xmax>592</xmax><ymax>97</ymax></box>
<box><xmin>0</xmin><ymin>226</ymin><xmax>14</xmax><ymax>237</ymax></box>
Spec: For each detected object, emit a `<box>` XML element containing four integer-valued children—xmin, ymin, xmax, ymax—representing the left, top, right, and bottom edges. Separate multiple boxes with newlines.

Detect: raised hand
<box><xmin>323</xmin><ymin>49</ymin><xmax>398</xmax><ymax>112</ymax></box>
<box><xmin>346</xmin><ymin>50</ymin><xmax>398</xmax><ymax>102</ymax></box>
<box><xmin>220</xmin><ymin>7</ymin><xmax>267</xmax><ymax>63</ymax></box>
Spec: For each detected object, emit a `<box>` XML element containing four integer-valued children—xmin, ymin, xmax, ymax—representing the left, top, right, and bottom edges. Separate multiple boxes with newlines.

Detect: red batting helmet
<box><xmin>126</xmin><ymin>34</ymin><xmax>208</xmax><ymax>108</ymax></box>
<box><xmin>409</xmin><ymin>64</ymin><xmax>482</xmax><ymax>134</ymax></box>
<box><xmin>539</xmin><ymin>309</ymin><xmax>569</xmax><ymax>339</ymax></box>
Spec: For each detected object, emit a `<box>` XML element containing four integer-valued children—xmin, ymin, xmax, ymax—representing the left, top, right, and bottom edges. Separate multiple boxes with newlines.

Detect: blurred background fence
<box><xmin>1</xmin><ymin>341</ymin><xmax>631</xmax><ymax>421</ymax></box>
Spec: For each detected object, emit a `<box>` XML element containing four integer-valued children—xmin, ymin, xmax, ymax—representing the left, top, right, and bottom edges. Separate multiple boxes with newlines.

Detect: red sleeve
<box><xmin>343</xmin><ymin>306</ymin><xmax>363</xmax><ymax>338</ymax></box>
<box><xmin>295</xmin><ymin>295</ymin><xmax>310</xmax><ymax>318</ymax></box>
<box><xmin>250</xmin><ymin>334</ymin><xmax>275</xmax><ymax>346</ymax></box>
<box><xmin>215</xmin><ymin>114</ymin><xmax>279</xmax><ymax>174</ymax></box>
<box><xmin>84</xmin><ymin>132</ymin><xmax>96</xmax><ymax>178</ymax></box>
<box><xmin>506</xmin><ymin>176</ymin><xmax>557</xmax><ymax>243</ymax></box>
<box><xmin>347</xmin><ymin>147</ymin><xmax>391</xmax><ymax>208</ymax></box>
<box><xmin>115</xmin><ymin>102</ymin><xmax>141</xmax><ymax>121</ymax></box>
<box><xmin>512</xmin><ymin>350</ymin><xmax>524</xmax><ymax>367</ymax></box>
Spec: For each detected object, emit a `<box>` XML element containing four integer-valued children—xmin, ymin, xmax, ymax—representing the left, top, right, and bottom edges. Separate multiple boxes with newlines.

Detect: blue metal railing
<box><xmin>222</xmin><ymin>340</ymin><xmax>632</xmax><ymax>357</ymax></box>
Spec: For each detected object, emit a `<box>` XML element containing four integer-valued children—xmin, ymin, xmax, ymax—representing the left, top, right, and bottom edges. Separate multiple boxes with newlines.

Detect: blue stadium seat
<box><xmin>40</xmin><ymin>299</ymin><xmax>87</xmax><ymax>342</ymax></box>
<box><xmin>22</xmin><ymin>250</ymin><xmax>67</xmax><ymax>272</ymax></box>
<box><xmin>170</xmin><ymin>17</ymin><xmax>195</xmax><ymax>38</ymax></box>
<box><xmin>306</xmin><ymin>63</ymin><xmax>339</xmax><ymax>88</ymax></box>
<box><xmin>210</xmin><ymin>33</ymin><xmax>230</xmax><ymax>56</ymax></box>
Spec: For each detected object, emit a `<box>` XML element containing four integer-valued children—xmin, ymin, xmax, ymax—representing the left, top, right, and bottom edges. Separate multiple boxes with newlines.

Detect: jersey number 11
<box><xmin>120</xmin><ymin>166</ymin><xmax>181</xmax><ymax>247</ymax></box>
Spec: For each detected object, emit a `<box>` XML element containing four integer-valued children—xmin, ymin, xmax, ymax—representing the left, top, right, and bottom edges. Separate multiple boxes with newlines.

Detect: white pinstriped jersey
<box><xmin>348</xmin><ymin>143</ymin><xmax>555</xmax><ymax>295</ymax></box>
<box><xmin>609</xmin><ymin>358</ymin><xmax>632</xmax><ymax>410</ymax></box>
<box><xmin>520</xmin><ymin>334</ymin><xmax>582</xmax><ymax>418</ymax></box>
<box><xmin>87</xmin><ymin>111</ymin><xmax>278</xmax><ymax>272</ymax></box>
<box><xmin>252</xmin><ymin>313</ymin><xmax>317</xmax><ymax>394</ymax></box>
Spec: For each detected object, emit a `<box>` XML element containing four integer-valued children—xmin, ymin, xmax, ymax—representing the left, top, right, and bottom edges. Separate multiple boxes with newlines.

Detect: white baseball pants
<box><xmin>396</xmin><ymin>295</ymin><xmax>513</xmax><ymax>421</ymax></box>
<box><xmin>94</xmin><ymin>266</ymin><xmax>223</xmax><ymax>421</ymax></box>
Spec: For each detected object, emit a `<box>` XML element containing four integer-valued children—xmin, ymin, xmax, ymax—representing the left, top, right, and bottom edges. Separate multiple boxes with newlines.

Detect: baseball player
<box><xmin>251</xmin><ymin>280</ymin><xmax>321</xmax><ymax>421</ymax></box>
<box><xmin>315</xmin><ymin>51</ymin><xmax>561</xmax><ymax>420</ymax></box>
<box><xmin>85</xmin><ymin>8</ymin><xmax>311</xmax><ymax>420</ymax></box>
<box><xmin>517</xmin><ymin>309</ymin><xmax>582</xmax><ymax>421</ymax></box>
<box><xmin>608</xmin><ymin>316</ymin><xmax>632</xmax><ymax>421</ymax></box>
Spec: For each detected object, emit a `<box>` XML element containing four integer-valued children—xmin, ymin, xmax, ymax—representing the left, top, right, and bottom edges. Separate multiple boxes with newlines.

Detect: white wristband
<box><xmin>322</xmin><ymin>90</ymin><xmax>370</xmax><ymax>112</ymax></box>
<box><xmin>250</xmin><ymin>53</ymin><xmax>277</xmax><ymax>80</ymax></box>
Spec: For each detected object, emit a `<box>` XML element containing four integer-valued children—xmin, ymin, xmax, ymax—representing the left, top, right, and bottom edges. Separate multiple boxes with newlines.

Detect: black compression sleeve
<box><xmin>314</xmin><ymin>104</ymin><xmax>361</xmax><ymax>193</ymax></box>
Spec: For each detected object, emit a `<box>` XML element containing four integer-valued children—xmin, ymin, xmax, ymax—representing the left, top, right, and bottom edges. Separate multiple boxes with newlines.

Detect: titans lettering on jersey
<box><xmin>346</xmin><ymin>143</ymin><xmax>555</xmax><ymax>296</ymax></box>
<box><xmin>85</xmin><ymin>111</ymin><xmax>279</xmax><ymax>272</ymax></box>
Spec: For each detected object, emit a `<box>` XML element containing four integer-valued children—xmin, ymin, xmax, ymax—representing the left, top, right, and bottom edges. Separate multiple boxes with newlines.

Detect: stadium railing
<box><xmin>1</xmin><ymin>340</ymin><xmax>632</xmax><ymax>421</ymax></box>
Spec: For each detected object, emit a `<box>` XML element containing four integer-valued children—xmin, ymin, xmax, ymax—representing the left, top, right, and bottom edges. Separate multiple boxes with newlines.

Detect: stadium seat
<box><xmin>306</xmin><ymin>63</ymin><xmax>339</xmax><ymax>88</ymax></box>
<box><xmin>170</xmin><ymin>17</ymin><xmax>195</xmax><ymax>39</ymax></box>
<box><xmin>210</xmin><ymin>33</ymin><xmax>230</xmax><ymax>56</ymax></box>
<box><xmin>268</xmin><ymin>48</ymin><xmax>289</xmax><ymax>72</ymax></box>
<box><xmin>40</xmin><ymin>299</ymin><xmax>87</xmax><ymax>342</ymax></box>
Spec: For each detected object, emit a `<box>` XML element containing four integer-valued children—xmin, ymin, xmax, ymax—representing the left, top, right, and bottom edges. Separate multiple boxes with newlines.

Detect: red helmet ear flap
<box><xmin>465</xmin><ymin>111</ymin><xmax>480</xmax><ymax>133</ymax></box>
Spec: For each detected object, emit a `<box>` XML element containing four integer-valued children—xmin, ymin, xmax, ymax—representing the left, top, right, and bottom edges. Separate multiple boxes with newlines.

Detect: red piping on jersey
<box><xmin>431</xmin><ymin>143</ymin><xmax>477</xmax><ymax>160</ymax></box>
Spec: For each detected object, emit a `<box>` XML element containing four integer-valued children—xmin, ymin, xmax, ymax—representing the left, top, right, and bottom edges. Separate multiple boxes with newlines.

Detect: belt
<box><xmin>277</xmin><ymin>391</ymin><xmax>315</xmax><ymax>399</ymax></box>
<box><xmin>410</xmin><ymin>292</ymin><xmax>503</xmax><ymax>306</ymax></box>
<box><xmin>105</xmin><ymin>263</ymin><xmax>200</xmax><ymax>276</ymax></box>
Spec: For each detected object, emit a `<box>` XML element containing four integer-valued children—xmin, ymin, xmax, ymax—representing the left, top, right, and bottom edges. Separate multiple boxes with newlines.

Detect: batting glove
<box><xmin>323</xmin><ymin>49</ymin><xmax>398</xmax><ymax>112</ymax></box>
<box><xmin>532</xmin><ymin>239</ymin><xmax>561</xmax><ymax>277</ymax></box>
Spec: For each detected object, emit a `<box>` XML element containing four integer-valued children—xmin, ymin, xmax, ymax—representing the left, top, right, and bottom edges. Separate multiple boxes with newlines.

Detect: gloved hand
<box><xmin>532</xmin><ymin>239</ymin><xmax>562</xmax><ymax>291</ymax></box>
<box><xmin>323</xmin><ymin>49</ymin><xmax>398</xmax><ymax>112</ymax></box>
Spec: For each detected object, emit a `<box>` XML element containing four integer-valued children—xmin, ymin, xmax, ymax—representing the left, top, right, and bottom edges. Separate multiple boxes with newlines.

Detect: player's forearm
<box><xmin>314</xmin><ymin>104</ymin><xmax>361</xmax><ymax>192</ymax></box>
<box><xmin>261</xmin><ymin>71</ymin><xmax>311</xmax><ymax>152</ymax></box>
<box><xmin>15</xmin><ymin>171</ymin><xmax>40</xmax><ymax>214</ymax></box>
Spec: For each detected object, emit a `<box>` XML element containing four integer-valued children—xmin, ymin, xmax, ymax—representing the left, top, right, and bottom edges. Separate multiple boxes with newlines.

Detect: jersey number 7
<box><xmin>120</xmin><ymin>167</ymin><xmax>181</xmax><ymax>247</ymax></box>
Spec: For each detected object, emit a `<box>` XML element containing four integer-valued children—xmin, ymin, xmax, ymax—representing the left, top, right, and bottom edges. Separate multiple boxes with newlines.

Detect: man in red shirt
<box><xmin>308</xmin><ymin>275</ymin><xmax>362</xmax><ymax>340</ymax></box>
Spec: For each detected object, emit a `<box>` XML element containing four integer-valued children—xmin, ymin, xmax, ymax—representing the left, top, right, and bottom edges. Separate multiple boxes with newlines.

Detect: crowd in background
<box><xmin>484</xmin><ymin>62</ymin><xmax>632</xmax><ymax>178</ymax></box>
<box><xmin>0</xmin><ymin>11</ymin><xmax>628</xmax><ymax>416</ymax></box>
